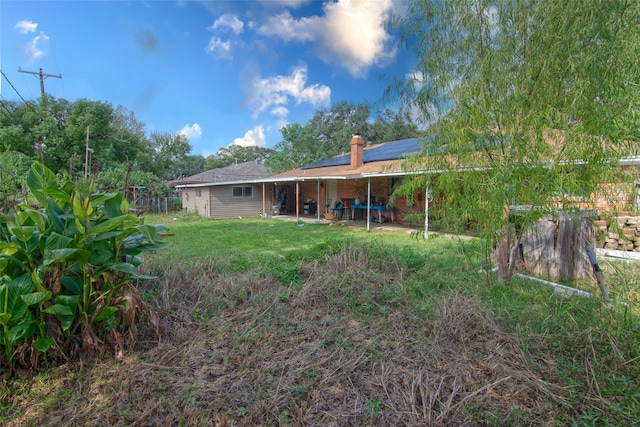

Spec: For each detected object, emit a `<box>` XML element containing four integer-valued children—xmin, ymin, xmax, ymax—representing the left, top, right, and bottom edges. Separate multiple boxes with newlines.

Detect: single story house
<box><xmin>265</xmin><ymin>134</ymin><xmax>430</xmax><ymax>230</ymax></box>
<box><xmin>176</xmin><ymin>135</ymin><xmax>639</xmax><ymax>230</ymax></box>
<box><xmin>175</xmin><ymin>161</ymin><xmax>273</xmax><ymax>219</ymax></box>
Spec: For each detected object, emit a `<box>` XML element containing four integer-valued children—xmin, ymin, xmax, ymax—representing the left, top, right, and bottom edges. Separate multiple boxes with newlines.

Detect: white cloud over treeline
<box><xmin>233</xmin><ymin>125</ymin><xmax>266</xmax><ymax>147</ymax></box>
<box><xmin>246</xmin><ymin>64</ymin><xmax>330</xmax><ymax>119</ymax></box>
<box><xmin>257</xmin><ymin>0</ymin><xmax>397</xmax><ymax>77</ymax></box>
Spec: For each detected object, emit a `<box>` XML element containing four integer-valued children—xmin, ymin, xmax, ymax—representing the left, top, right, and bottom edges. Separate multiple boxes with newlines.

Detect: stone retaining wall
<box><xmin>595</xmin><ymin>215</ymin><xmax>640</xmax><ymax>252</ymax></box>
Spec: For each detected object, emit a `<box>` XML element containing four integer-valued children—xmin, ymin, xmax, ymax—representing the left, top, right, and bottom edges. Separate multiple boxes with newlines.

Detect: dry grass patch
<box><xmin>3</xmin><ymin>246</ymin><xmax>565</xmax><ymax>426</ymax></box>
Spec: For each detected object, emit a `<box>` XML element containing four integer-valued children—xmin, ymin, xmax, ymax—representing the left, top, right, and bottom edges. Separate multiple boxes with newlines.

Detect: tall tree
<box><xmin>265</xmin><ymin>124</ymin><xmax>320</xmax><ymax>173</ymax></box>
<box><xmin>204</xmin><ymin>145</ymin><xmax>273</xmax><ymax>170</ymax></box>
<box><xmin>107</xmin><ymin>105</ymin><xmax>148</xmax><ymax>167</ymax></box>
<box><xmin>138</xmin><ymin>131</ymin><xmax>192</xmax><ymax>180</ymax></box>
<box><xmin>55</xmin><ymin>99</ymin><xmax>113</xmax><ymax>174</ymax></box>
<box><xmin>369</xmin><ymin>108</ymin><xmax>420</xmax><ymax>144</ymax></box>
<box><xmin>265</xmin><ymin>102</ymin><xmax>419</xmax><ymax>173</ymax></box>
<box><xmin>389</xmin><ymin>0</ymin><xmax>639</xmax><ymax>279</ymax></box>
<box><xmin>308</xmin><ymin>101</ymin><xmax>371</xmax><ymax>157</ymax></box>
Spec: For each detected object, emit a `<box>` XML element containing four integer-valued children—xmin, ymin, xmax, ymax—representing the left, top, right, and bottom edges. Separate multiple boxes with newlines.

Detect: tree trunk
<box><xmin>519</xmin><ymin>213</ymin><xmax>595</xmax><ymax>281</ymax></box>
<box><xmin>496</xmin><ymin>205</ymin><xmax>513</xmax><ymax>283</ymax></box>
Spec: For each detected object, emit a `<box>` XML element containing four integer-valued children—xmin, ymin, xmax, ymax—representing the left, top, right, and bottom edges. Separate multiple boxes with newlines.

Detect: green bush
<box><xmin>0</xmin><ymin>163</ymin><xmax>167</xmax><ymax>376</ymax></box>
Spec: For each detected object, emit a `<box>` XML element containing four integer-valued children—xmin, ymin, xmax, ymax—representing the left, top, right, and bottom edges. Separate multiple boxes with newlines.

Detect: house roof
<box><xmin>176</xmin><ymin>134</ymin><xmax>639</xmax><ymax>188</ymax></box>
<box><xmin>302</xmin><ymin>138</ymin><xmax>422</xmax><ymax>169</ymax></box>
<box><xmin>266</xmin><ymin>137</ymin><xmax>424</xmax><ymax>182</ymax></box>
<box><xmin>171</xmin><ymin>161</ymin><xmax>272</xmax><ymax>188</ymax></box>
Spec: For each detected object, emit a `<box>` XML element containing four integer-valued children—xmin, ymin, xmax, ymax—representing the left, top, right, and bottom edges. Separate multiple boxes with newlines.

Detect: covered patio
<box><xmin>255</xmin><ymin>135</ymin><xmax>433</xmax><ymax>233</ymax></box>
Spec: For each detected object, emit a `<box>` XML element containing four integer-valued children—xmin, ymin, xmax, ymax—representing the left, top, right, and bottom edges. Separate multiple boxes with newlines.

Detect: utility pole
<box><xmin>18</xmin><ymin>67</ymin><xmax>62</xmax><ymax>104</ymax></box>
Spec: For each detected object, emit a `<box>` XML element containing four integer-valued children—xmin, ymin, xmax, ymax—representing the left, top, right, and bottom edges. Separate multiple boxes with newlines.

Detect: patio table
<box><xmin>351</xmin><ymin>205</ymin><xmax>395</xmax><ymax>223</ymax></box>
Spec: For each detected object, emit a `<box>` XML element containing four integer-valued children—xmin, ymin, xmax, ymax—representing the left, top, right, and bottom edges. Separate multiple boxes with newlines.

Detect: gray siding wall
<box><xmin>210</xmin><ymin>184</ymin><xmax>273</xmax><ymax>219</ymax></box>
<box><xmin>182</xmin><ymin>187</ymin><xmax>211</xmax><ymax>216</ymax></box>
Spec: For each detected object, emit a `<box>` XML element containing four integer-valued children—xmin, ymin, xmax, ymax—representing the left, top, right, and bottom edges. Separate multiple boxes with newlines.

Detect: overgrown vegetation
<box><xmin>0</xmin><ymin>164</ymin><xmax>167</xmax><ymax>377</ymax></box>
<box><xmin>389</xmin><ymin>0</ymin><xmax>640</xmax><ymax>281</ymax></box>
<box><xmin>1</xmin><ymin>215</ymin><xmax>638</xmax><ymax>425</ymax></box>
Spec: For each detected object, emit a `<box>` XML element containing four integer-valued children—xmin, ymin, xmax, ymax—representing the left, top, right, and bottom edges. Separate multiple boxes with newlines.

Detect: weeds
<box><xmin>1</xmin><ymin>219</ymin><xmax>638</xmax><ymax>426</ymax></box>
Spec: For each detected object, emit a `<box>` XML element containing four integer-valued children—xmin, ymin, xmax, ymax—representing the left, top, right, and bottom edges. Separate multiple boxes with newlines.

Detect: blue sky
<box><xmin>1</xmin><ymin>0</ymin><xmax>414</xmax><ymax>156</ymax></box>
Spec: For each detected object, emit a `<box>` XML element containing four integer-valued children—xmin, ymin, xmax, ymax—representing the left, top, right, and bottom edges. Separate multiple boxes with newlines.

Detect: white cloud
<box><xmin>270</xmin><ymin>106</ymin><xmax>289</xmax><ymax>117</ymax></box>
<box><xmin>257</xmin><ymin>0</ymin><xmax>396</xmax><ymax>78</ymax></box>
<box><xmin>25</xmin><ymin>33</ymin><xmax>49</xmax><ymax>62</ymax></box>
<box><xmin>205</xmin><ymin>14</ymin><xmax>244</xmax><ymax>59</ymax></box>
<box><xmin>14</xmin><ymin>20</ymin><xmax>38</xmax><ymax>34</ymax></box>
<box><xmin>258</xmin><ymin>11</ymin><xmax>318</xmax><ymax>42</ymax></box>
<box><xmin>247</xmin><ymin>64</ymin><xmax>331</xmax><ymax>119</ymax></box>
<box><xmin>178</xmin><ymin>123</ymin><xmax>203</xmax><ymax>140</ymax></box>
<box><xmin>205</xmin><ymin>37</ymin><xmax>232</xmax><ymax>59</ymax></box>
<box><xmin>233</xmin><ymin>125</ymin><xmax>266</xmax><ymax>147</ymax></box>
<box><xmin>259</xmin><ymin>0</ymin><xmax>310</xmax><ymax>8</ymax></box>
<box><xmin>210</xmin><ymin>14</ymin><xmax>244</xmax><ymax>35</ymax></box>
<box><xmin>321</xmin><ymin>0</ymin><xmax>396</xmax><ymax>77</ymax></box>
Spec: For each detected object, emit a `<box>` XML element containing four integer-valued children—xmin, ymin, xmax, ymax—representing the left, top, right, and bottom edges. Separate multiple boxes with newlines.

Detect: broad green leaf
<box><xmin>1</xmin><ymin>275</ymin><xmax>33</xmax><ymax>323</ymax></box>
<box><xmin>102</xmin><ymin>193</ymin><xmax>124</xmax><ymax>218</ymax></box>
<box><xmin>44</xmin><ymin>186</ymin><xmax>70</xmax><ymax>203</ymax></box>
<box><xmin>60</xmin><ymin>276</ymin><xmax>82</xmax><ymax>295</ymax></box>
<box><xmin>90</xmin><ymin>215</ymin><xmax>127</xmax><ymax>236</ymax></box>
<box><xmin>89</xmin><ymin>248</ymin><xmax>116</xmax><ymax>265</ymax></box>
<box><xmin>23</xmin><ymin>209</ymin><xmax>46</xmax><ymax>231</ymax></box>
<box><xmin>26</xmin><ymin>163</ymin><xmax>58</xmax><ymax>206</ymax></box>
<box><xmin>92</xmin><ymin>191</ymin><xmax>118</xmax><ymax>207</ymax></box>
<box><xmin>47</xmin><ymin>197</ymin><xmax>67</xmax><ymax>234</ymax></box>
<box><xmin>120</xmin><ymin>198</ymin><xmax>130</xmax><ymax>214</ymax></box>
<box><xmin>109</xmin><ymin>263</ymin><xmax>138</xmax><ymax>275</ymax></box>
<box><xmin>44</xmin><ymin>232</ymin><xmax>73</xmax><ymax>252</ymax></box>
<box><xmin>7</xmin><ymin>320</ymin><xmax>36</xmax><ymax>345</ymax></box>
<box><xmin>92</xmin><ymin>230</ymin><xmax>126</xmax><ymax>241</ymax></box>
<box><xmin>55</xmin><ymin>294</ymin><xmax>80</xmax><ymax>308</ymax></box>
<box><xmin>50</xmin><ymin>248</ymin><xmax>81</xmax><ymax>262</ymax></box>
<box><xmin>8</xmin><ymin>225</ymin><xmax>36</xmax><ymax>242</ymax></box>
<box><xmin>0</xmin><ymin>313</ymin><xmax>12</xmax><ymax>325</ymax></box>
<box><xmin>134</xmin><ymin>224</ymin><xmax>157</xmax><ymax>242</ymax></box>
<box><xmin>0</xmin><ymin>242</ymin><xmax>19</xmax><ymax>257</ymax></box>
<box><xmin>126</xmin><ymin>255</ymin><xmax>142</xmax><ymax>267</ymax></box>
<box><xmin>93</xmin><ymin>306</ymin><xmax>117</xmax><ymax>323</ymax></box>
<box><xmin>21</xmin><ymin>291</ymin><xmax>51</xmax><ymax>305</ymax></box>
<box><xmin>34</xmin><ymin>336</ymin><xmax>54</xmax><ymax>352</ymax></box>
<box><xmin>43</xmin><ymin>232</ymin><xmax>74</xmax><ymax>266</ymax></box>
<box><xmin>44</xmin><ymin>304</ymin><xmax>73</xmax><ymax>316</ymax></box>
<box><xmin>53</xmin><ymin>295</ymin><xmax>79</xmax><ymax>330</ymax></box>
<box><xmin>30</xmin><ymin>270</ymin><xmax>46</xmax><ymax>293</ymax></box>
<box><xmin>75</xmin><ymin>178</ymin><xmax>92</xmax><ymax>199</ymax></box>
<box><xmin>74</xmin><ymin>217</ymin><xmax>85</xmax><ymax>234</ymax></box>
<box><xmin>72</xmin><ymin>196</ymin><xmax>86</xmax><ymax>222</ymax></box>
<box><xmin>124</xmin><ymin>241</ymin><xmax>167</xmax><ymax>255</ymax></box>
<box><xmin>59</xmin><ymin>314</ymin><xmax>74</xmax><ymax>331</ymax></box>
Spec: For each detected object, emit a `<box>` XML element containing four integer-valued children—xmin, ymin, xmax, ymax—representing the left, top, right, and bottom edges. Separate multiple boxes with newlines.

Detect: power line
<box><xmin>0</xmin><ymin>69</ymin><xmax>42</xmax><ymax>119</ymax></box>
<box><xmin>0</xmin><ymin>96</ymin><xmax>18</xmax><ymax>121</ymax></box>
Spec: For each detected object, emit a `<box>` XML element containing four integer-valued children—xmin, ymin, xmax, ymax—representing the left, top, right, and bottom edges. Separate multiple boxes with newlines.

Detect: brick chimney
<box><xmin>350</xmin><ymin>134</ymin><xmax>364</xmax><ymax>169</ymax></box>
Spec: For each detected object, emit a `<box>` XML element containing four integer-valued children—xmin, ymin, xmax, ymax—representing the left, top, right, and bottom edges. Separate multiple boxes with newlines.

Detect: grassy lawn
<box><xmin>1</xmin><ymin>212</ymin><xmax>639</xmax><ymax>426</ymax></box>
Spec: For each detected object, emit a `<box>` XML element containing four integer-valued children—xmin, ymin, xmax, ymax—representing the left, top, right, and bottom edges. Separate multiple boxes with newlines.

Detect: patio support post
<box><xmin>296</xmin><ymin>181</ymin><xmax>300</xmax><ymax>219</ymax></box>
<box><xmin>262</xmin><ymin>182</ymin><xmax>265</xmax><ymax>217</ymax></box>
<box><xmin>316</xmin><ymin>180</ymin><xmax>321</xmax><ymax>220</ymax></box>
<box><xmin>425</xmin><ymin>185</ymin><xmax>429</xmax><ymax>239</ymax></box>
<box><xmin>367</xmin><ymin>178</ymin><xmax>371</xmax><ymax>232</ymax></box>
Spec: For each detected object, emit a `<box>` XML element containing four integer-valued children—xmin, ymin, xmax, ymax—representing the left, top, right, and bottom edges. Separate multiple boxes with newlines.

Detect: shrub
<box><xmin>0</xmin><ymin>163</ymin><xmax>167</xmax><ymax>376</ymax></box>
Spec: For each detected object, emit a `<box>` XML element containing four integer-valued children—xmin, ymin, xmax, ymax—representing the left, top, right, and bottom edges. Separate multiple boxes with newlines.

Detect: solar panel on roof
<box><xmin>301</xmin><ymin>137</ymin><xmax>426</xmax><ymax>169</ymax></box>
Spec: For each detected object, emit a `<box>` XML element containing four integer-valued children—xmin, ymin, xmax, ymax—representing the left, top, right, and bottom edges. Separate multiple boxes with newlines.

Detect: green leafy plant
<box><xmin>0</xmin><ymin>163</ymin><xmax>167</xmax><ymax>376</ymax></box>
